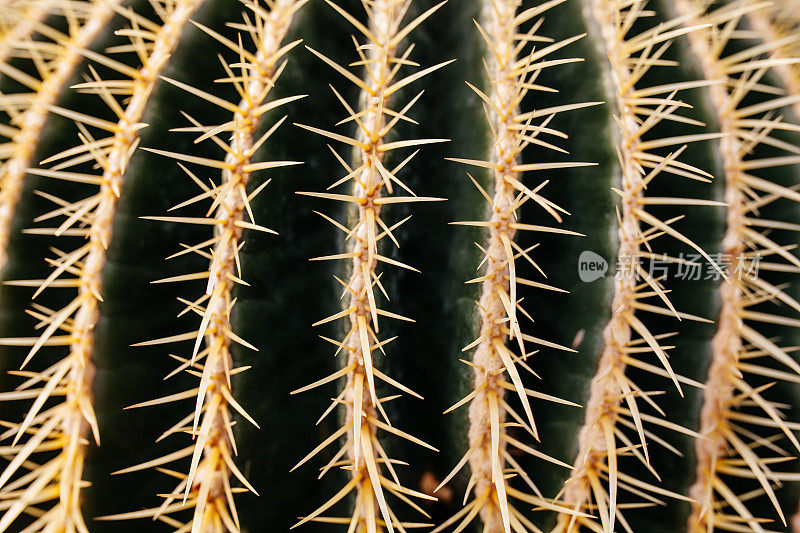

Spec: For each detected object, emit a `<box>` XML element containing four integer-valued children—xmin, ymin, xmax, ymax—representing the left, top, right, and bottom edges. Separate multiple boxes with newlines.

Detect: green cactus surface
<box><xmin>1</xmin><ymin>0</ymin><xmax>800</xmax><ymax>532</ymax></box>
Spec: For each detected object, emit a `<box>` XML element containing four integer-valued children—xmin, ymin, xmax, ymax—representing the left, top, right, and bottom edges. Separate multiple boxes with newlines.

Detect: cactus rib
<box><xmin>99</xmin><ymin>0</ymin><xmax>307</xmax><ymax>531</ymax></box>
<box><xmin>667</xmin><ymin>1</ymin><xmax>800</xmax><ymax>531</ymax></box>
<box><xmin>553</xmin><ymin>1</ymin><xmax>727</xmax><ymax>531</ymax></box>
<box><xmin>0</xmin><ymin>2</ymin><xmax>122</xmax><ymax>530</ymax></box>
<box><xmin>433</xmin><ymin>0</ymin><xmax>599</xmax><ymax>531</ymax></box>
<box><xmin>292</xmin><ymin>1</ymin><xmax>451</xmax><ymax>531</ymax></box>
<box><xmin>0</xmin><ymin>0</ymin><xmax>205</xmax><ymax>529</ymax></box>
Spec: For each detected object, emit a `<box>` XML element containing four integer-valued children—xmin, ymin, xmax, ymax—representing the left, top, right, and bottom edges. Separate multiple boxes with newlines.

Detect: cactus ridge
<box><xmin>0</xmin><ymin>0</ymin><xmax>205</xmax><ymax>529</ymax></box>
<box><xmin>91</xmin><ymin>1</ymin><xmax>308</xmax><ymax>530</ymax></box>
<box><xmin>0</xmin><ymin>2</ymin><xmax>122</xmax><ymax>531</ymax></box>
<box><xmin>666</xmin><ymin>1</ymin><xmax>800</xmax><ymax>531</ymax></box>
<box><xmin>433</xmin><ymin>1</ymin><xmax>601</xmax><ymax>532</ymax></box>
<box><xmin>290</xmin><ymin>1</ymin><xmax>455</xmax><ymax>531</ymax></box>
<box><xmin>553</xmin><ymin>1</ymin><xmax>733</xmax><ymax>532</ymax></box>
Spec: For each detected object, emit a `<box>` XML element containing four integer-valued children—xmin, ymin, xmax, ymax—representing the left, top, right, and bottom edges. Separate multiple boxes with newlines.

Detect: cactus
<box><xmin>0</xmin><ymin>0</ymin><xmax>800</xmax><ymax>532</ymax></box>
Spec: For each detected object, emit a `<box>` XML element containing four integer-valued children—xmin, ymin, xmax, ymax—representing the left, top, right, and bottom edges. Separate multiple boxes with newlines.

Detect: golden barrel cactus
<box><xmin>0</xmin><ymin>0</ymin><xmax>800</xmax><ymax>532</ymax></box>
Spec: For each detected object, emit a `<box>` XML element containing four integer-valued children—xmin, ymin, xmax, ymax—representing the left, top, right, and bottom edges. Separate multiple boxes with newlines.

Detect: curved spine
<box><xmin>666</xmin><ymin>1</ymin><xmax>800</xmax><ymax>531</ymax></box>
<box><xmin>101</xmin><ymin>0</ymin><xmax>307</xmax><ymax>531</ymax></box>
<box><xmin>292</xmin><ymin>1</ymin><xmax>450</xmax><ymax>531</ymax></box>
<box><xmin>554</xmin><ymin>1</ymin><xmax>725</xmax><ymax>531</ymax></box>
<box><xmin>0</xmin><ymin>0</ymin><xmax>205</xmax><ymax>529</ymax></box>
